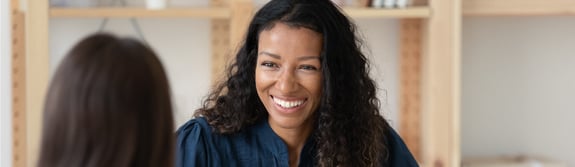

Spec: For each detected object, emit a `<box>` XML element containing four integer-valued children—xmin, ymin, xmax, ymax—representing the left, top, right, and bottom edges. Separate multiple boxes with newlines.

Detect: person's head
<box><xmin>256</xmin><ymin>22</ymin><xmax>323</xmax><ymax>134</ymax></box>
<box><xmin>39</xmin><ymin>33</ymin><xmax>174</xmax><ymax>167</ymax></box>
<box><xmin>199</xmin><ymin>0</ymin><xmax>390</xmax><ymax>166</ymax></box>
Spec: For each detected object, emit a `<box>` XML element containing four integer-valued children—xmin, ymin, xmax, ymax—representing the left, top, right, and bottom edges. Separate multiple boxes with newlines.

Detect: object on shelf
<box><xmin>50</xmin><ymin>0</ymin><xmax>102</xmax><ymax>7</ymax></box>
<box><xmin>355</xmin><ymin>0</ymin><xmax>372</xmax><ymax>7</ymax></box>
<box><xmin>146</xmin><ymin>0</ymin><xmax>168</xmax><ymax>9</ymax></box>
<box><xmin>396</xmin><ymin>0</ymin><xmax>410</xmax><ymax>8</ymax></box>
<box><xmin>372</xmin><ymin>0</ymin><xmax>413</xmax><ymax>8</ymax></box>
<box><xmin>371</xmin><ymin>0</ymin><xmax>384</xmax><ymax>8</ymax></box>
<box><xmin>332</xmin><ymin>0</ymin><xmax>374</xmax><ymax>7</ymax></box>
<box><xmin>383</xmin><ymin>0</ymin><xmax>395</xmax><ymax>8</ymax></box>
<box><xmin>462</xmin><ymin>155</ymin><xmax>567</xmax><ymax>167</ymax></box>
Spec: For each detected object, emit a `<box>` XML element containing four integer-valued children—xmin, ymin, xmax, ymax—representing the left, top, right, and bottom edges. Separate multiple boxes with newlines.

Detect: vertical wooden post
<box><xmin>210</xmin><ymin>0</ymin><xmax>253</xmax><ymax>84</ymax></box>
<box><xmin>228</xmin><ymin>0</ymin><xmax>253</xmax><ymax>52</ymax></box>
<box><xmin>210</xmin><ymin>0</ymin><xmax>230</xmax><ymax>84</ymax></box>
<box><xmin>11</xmin><ymin>0</ymin><xmax>27</xmax><ymax>166</ymax></box>
<box><xmin>421</xmin><ymin>0</ymin><xmax>461</xmax><ymax>166</ymax></box>
<box><xmin>26</xmin><ymin>0</ymin><xmax>50</xmax><ymax>166</ymax></box>
<box><xmin>399</xmin><ymin>18</ymin><xmax>422</xmax><ymax>163</ymax></box>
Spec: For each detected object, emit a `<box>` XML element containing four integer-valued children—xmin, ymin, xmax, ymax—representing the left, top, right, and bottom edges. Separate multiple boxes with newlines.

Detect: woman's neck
<box><xmin>283</xmin><ymin>129</ymin><xmax>311</xmax><ymax>166</ymax></box>
<box><xmin>268</xmin><ymin>119</ymin><xmax>313</xmax><ymax>167</ymax></box>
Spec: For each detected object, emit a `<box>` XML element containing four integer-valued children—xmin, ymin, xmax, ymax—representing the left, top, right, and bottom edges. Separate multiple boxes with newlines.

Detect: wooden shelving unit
<box><xmin>49</xmin><ymin>7</ymin><xmax>433</xmax><ymax>19</ymax></box>
<box><xmin>18</xmin><ymin>0</ymin><xmax>466</xmax><ymax>166</ymax></box>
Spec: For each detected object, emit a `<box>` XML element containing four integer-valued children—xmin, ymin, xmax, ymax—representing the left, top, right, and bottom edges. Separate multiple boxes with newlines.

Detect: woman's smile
<box><xmin>271</xmin><ymin>95</ymin><xmax>308</xmax><ymax>113</ymax></box>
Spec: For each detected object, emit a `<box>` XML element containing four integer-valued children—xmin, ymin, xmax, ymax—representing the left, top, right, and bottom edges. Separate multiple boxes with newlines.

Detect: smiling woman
<box><xmin>176</xmin><ymin>0</ymin><xmax>418</xmax><ymax>166</ymax></box>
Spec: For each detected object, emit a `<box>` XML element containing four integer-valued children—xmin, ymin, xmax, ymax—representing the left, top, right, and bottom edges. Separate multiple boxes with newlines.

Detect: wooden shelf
<box><xmin>50</xmin><ymin>7</ymin><xmax>231</xmax><ymax>19</ymax></box>
<box><xmin>343</xmin><ymin>6</ymin><xmax>431</xmax><ymax>18</ymax></box>
<box><xmin>463</xmin><ymin>0</ymin><xmax>575</xmax><ymax>16</ymax></box>
<box><xmin>50</xmin><ymin>7</ymin><xmax>431</xmax><ymax>19</ymax></box>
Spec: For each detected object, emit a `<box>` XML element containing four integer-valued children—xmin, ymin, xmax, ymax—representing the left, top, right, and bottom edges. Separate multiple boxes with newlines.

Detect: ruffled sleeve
<box><xmin>176</xmin><ymin>118</ymin><xmax>210</xmax><ymax>167</ymax></box>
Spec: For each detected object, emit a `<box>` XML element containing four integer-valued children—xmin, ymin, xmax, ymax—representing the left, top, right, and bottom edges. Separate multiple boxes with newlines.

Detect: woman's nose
<box><xmin>276</xmin><ymin>70</ymin><xmax>297</xmax><ymax>93</ymax></box>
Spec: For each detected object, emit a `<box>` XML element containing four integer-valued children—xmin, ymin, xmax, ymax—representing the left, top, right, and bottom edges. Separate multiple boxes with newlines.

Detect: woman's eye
<box><xmin>300</xmin><ymin>65</ymin><xmax>318</xmax><ymax>71</ymax></box>
<box><xmin>261</xmin><ymin>62</ymin><xmax>277</xmax><ymax>68</ymax></box>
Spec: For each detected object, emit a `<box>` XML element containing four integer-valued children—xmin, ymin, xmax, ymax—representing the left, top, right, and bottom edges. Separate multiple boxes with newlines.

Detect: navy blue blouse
<box><xmin>176</xmin><ymin>117</ymin><xmax>418</xmax><ymax>167</ymax></box>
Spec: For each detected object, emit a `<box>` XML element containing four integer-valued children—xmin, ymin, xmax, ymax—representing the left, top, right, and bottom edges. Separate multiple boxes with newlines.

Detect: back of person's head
<box><xmin>39</xmin><ymin>33</ymin><xmax>174</xmax><ymax>167</ymax></box>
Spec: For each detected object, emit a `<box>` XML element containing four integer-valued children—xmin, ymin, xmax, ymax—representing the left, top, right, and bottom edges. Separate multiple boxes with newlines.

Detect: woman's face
<box><xmin>256</xmin><ymin>22</ymin><xmax>323</xmax><ymax>131</ymax></box>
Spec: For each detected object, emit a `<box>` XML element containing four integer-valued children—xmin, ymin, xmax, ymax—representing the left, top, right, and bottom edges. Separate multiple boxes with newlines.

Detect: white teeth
<box><xmin>273</xmin><ymin>97</ymin><xmax>305</xmax><ymax>108</ymax></box>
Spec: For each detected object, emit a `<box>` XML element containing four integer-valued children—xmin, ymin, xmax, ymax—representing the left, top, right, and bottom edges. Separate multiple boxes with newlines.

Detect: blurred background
<box><xmin>1</xmin><ymin>0</ymin><xmax>574</xmax><ymax>166</ymax></box>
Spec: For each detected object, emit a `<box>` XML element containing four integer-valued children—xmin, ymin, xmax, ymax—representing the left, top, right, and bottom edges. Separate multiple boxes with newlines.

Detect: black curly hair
<box><xmin>196</xmin><ymin>0</ymin><xmax>392</xmax><ymax>166</ymax></box>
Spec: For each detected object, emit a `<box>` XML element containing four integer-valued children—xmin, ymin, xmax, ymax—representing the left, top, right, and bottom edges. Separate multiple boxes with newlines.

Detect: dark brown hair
<box><xmin>38</xmin><ymin>33</ymin><xmax>174</xmax><ymax>167</ymax></box>
<box><xmin>196</xmin><ymin>0</ymin><xmax>390</xmax><ymax>166</ymax></box>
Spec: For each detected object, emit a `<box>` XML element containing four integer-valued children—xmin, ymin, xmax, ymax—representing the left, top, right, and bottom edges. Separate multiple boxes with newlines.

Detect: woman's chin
<box><xmin>268</xmin><ymin>116</ymin><xmax>310</xmax><ymax>130</ymax></box>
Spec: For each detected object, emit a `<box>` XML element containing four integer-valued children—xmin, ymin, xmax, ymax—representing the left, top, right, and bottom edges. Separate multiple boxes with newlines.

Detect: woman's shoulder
<box><xmin>176</xmin><ymin>117</ymin><xmax>218</xmax><ymax>166</ymax></box>
<box><xmin>176</xmin><ymin>117</ymin><xmax>215</xmax><ymax>146</ymax></box>
<box><xmin>177</xmin><ymin>117</ymin><xmax>211</xmax><ymax>134</ymax></box>
<box><xmin>386</xmin><ymin>128</ymin><xmax>420</xmax><ymax>166</ymax></box>
<box><xmin>177</xmin><ymin>117</ymin><xmax>211</xmax><ymax>133</ymax></box>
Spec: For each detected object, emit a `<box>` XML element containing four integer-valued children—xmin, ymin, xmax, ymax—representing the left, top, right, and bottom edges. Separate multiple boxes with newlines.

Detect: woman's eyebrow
<box><xmin>258</xmin><ymin>51</ymin><xmax>281</xmax><ymax>59</ymax></box>
<box><xmin>298</xmin><ymin>56</ymin><xmax>320</xmax><ymax>61</ymax></box>
<box><xmin>259</xmin><ymin>52</ymin><xmax>319</xmax><ymax>61</ymax></box>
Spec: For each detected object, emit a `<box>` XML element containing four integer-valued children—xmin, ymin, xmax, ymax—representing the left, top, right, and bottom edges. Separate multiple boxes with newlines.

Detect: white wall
<box><xmin>462</xmin><ymin>17</ymin><xmax>575</xmax><ymax>166</ymax></box>
<box><xmin>48</xmin><ymin>5</ymin><xmax>401</xmax><ymax>129</ymax></box>
<box><xmin>1</xmin><ymin>0</ymin><xmax>13</xmax><ymax>166</ymax></box>
<box><xmin>355</xmin><ymin>19</ymin><xmax>400</xmax><ymax>128</ymax></box>
<box><xmin>50</xmin><ymin>18</ymin><xmax>213</xmax><ymax>128</ymax></box>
